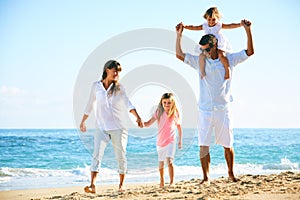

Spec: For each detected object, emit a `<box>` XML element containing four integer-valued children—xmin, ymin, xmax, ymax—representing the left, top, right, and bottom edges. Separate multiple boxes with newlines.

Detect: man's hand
<box><xmin>241</xmin><ymin>19</ymin><xmax>251</xmax><ymax>30</ymax></box>
<box><xmin>175</xmin><ymin>22</ymin><xmax>185</xmax><ymax>61</ymax></box>
<box><xmin>176</xmin><ymin>22</ymin><xmax>184</xmax><ymax>35</ymax></box>
<box><xmin>241</xmin><ymin>19</ymin><xmax>254</xmax><ymax>56</ymax></box>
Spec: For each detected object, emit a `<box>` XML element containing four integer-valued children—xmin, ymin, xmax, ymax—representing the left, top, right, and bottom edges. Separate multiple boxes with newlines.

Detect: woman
<box><xmin>80</xmin><ymin>60</ymin><xmax>143</xmax><ymax>193</ymax></box>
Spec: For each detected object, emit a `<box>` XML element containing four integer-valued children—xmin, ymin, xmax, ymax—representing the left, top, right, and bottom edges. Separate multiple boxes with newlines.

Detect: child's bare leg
<box><xmin>159</xmin><ymin>161</ymin><xmax>164</xmax><ymax>188</ymax></box>
<box><xmin>218</xmin><ymin>50</ymin><xmax>230</xmax><ymax>79</ymax></box>
<box><xmin>199</xmin><ymin>53</ymin><xmax>206</xmax><ymax>78</ymax></box>
<box><xmin>167</xmin><ymin>158</ymin><xmax>174</xmax><ymax>187</ymax></box>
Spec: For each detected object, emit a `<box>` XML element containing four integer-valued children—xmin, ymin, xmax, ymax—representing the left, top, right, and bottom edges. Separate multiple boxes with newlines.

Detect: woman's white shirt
<box><xmin>84</xmin><ymin>81</ymin><xmax>135</xmax><ymax>130</ymax></box>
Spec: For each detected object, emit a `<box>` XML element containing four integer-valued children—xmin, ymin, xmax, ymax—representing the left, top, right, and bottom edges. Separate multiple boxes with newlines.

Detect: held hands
<box><xmin>136</xmin><ymin>118</ymin><xmax>144</xmax><ymax>128</ymax></box>
<box><xmin>241</xmin><ymin>19</ymin><xmax>251</xmax><ymax>29</ymax></box>
<box><xmin>176</xmin><ymin>22</ymin><xmax>184</xmax><ymax>34</ymax></box>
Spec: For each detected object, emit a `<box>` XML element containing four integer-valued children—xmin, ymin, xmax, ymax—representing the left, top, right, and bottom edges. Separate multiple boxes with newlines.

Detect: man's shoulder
<box><xmin>184</xmin><ymin>53</ymin><xmax>199</xmax><ymax>68</ymax></box>
<box><xmin>185</xmin><ymin>53</ymin><xmax>199</xmax><ymax>61</ymax></box>
<box><xmin>226</xmin><ymin>50</ymin><xmax>249</xmax><ymax>66</ymax></box>
<box><xmin>227</xmin><ymin>50</ymin><xmax>247</xmax><ymax>59</ymax></box>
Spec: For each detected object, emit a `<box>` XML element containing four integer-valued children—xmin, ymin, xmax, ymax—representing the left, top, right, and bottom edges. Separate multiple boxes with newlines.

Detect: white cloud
<box><xmin>0</xmin><ymin>85</ymin><xmax>74</xmax><ymax>128</ymax></box>
<box><xmin>0</xmin><ymin>85</ymin><xmax>26</xmax><ymax>96</ymax></box>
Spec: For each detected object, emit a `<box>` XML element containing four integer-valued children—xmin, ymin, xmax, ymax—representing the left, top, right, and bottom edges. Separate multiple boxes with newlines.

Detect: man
<box><xmin>175</xmin><ymin>20</ymin><xmax>254</xmax><ymax>183</ymax></box>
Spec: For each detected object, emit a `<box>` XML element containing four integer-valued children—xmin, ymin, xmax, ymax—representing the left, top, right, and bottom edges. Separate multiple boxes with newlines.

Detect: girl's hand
<box><xmin>143</xmin><ymin>121</ymin><xmax>148</xmax><ymax>127</ymax></box>
<box><xmin>178</xmin><ymin>141</ymin><xmax>182</xmax><ymax>149</ymax></box>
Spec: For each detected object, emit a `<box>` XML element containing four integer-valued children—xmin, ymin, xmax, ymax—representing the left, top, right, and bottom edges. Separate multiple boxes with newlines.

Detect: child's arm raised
<box><xmin>222</xmin><ymin>22</ymin><xmax>242</xmax><ymax>29</ymax></box>
<box><xmin>184</xmin><ymin>24</ymin><xmax>203</xmax><ymax>31</ymax></box>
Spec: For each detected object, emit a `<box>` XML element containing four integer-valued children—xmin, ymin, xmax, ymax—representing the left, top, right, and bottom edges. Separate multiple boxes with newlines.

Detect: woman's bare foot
<box><xmin>84</xmin><ymin>184</ymin><xmax>96</xmax><ymax>193</ymax></box>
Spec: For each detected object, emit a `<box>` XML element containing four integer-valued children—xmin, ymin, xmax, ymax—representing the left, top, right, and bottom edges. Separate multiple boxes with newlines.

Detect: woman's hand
<box><xmin>80</xmin><ymin>122</ymin><xmax>87</xmax><ymax>132</ymax></box>
<box><xmin>136</xmin><ymin>118</ymin><xmax>144</xmax><ymax>128</ymax></box>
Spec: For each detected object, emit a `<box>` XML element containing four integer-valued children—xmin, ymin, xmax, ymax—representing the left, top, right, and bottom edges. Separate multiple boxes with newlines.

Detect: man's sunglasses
<box><xmin>200</xmin><ymin>47</ymin><xmax>211</xmax><ymax>53</ymax></box>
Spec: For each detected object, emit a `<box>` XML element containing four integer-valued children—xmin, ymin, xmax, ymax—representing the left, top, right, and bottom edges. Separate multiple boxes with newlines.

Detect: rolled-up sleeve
<box><xmin>127</xmin><ymin>99</ymin><xmax>135</xmax><ymax>112</ymax></box>
<box><xmin>228</xmin><ymin>50</ymin><xmax>249</xmax><ymax>67</ymax></box>
<box><xmin>84</xmin><ymin>82</ymin><xmax>96</xmax><ymax>115</ymax></box>
<box><xmin>184</xmin><ymin>53</ymin><xmax>199</xmax><ymax>70</ymax></box>
<box><xmin>120</xmin><ymin>85</ymin><xmax>135</xmax><ymax>112</ymax></box>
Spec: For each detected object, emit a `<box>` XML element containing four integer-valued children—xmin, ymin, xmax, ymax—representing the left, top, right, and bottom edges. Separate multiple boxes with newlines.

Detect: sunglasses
<box><xmin>200</xmin><ymin>47</ymin><xmax>211</xmax><ymax>53</ymax></box>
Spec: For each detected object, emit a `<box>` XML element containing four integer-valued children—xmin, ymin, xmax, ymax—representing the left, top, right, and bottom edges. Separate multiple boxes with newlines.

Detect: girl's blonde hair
<box><xmin>203</xmin><ymin>7</ymin><xmax>221</xmax><ymax>20</ymax></box>
<box><xmin>156</xmin><ymin>93</ymin><xmax>179</xmax><ymax>122</ymax></box>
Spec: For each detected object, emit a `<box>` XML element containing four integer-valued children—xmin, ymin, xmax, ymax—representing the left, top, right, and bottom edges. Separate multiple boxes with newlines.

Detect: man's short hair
<box><xmin>199</xmin><ymin>34</ymin><xmax>218</xmax><ymax>47</ymax></box>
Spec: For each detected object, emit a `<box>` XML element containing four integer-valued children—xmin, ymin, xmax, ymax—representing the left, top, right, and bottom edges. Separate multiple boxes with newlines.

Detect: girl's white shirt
<box><xmin>202</xmin><ymin>21</ymin><xmax>232</xmax><ymax>53</ymax></box>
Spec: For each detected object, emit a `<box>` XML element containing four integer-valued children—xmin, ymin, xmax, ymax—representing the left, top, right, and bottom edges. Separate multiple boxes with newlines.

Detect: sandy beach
<box><xmin>0</xmin><ymin>171</ymin><xmax>299</xmax><ymax>200</ymax></box>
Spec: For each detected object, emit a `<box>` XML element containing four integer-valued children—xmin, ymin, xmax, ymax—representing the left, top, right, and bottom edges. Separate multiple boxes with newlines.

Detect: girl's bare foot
<box><xmin>159</xmin><ymin>181</ymin><xmax>165</xmax><ymax>188</ymax></box>
<box><xmin>118</xmin><ymin>184</ymin><xmax>126</xmax><ymax>193</ymax></box>
<box><xmin>169</xmin><ymin>183</ymin><xmax>175</xmax><ymax>188</ymax></box>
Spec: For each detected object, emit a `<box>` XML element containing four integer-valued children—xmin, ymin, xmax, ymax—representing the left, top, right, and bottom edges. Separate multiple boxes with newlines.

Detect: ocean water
<box><xmin>0</xmin><ymin>128</ymin><xmax>299</xmax><ymax>191</ymax></box>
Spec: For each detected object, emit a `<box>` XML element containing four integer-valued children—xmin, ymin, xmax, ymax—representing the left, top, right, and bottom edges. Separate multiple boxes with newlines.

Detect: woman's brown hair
<box><xmin>101</xmin><ymin>60</ymin><xmax>122</xmax><ymax>96</ymax></box>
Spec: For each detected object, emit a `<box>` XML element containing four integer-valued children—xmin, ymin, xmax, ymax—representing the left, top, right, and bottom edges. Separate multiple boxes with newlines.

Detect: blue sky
<box><xmin>1</xmin><ymin>0</ymin><xmax>300</xmax><ymax>128</ymax></box>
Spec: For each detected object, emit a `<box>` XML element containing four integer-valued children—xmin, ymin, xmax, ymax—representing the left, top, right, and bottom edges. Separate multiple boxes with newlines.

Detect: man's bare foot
<box><xmin>229</xmin><ymin>175</ymin><xmax>239</xmax><ymax>182</ymax></box>
<box><xmin>169</xmin><ymin>183</ymin><xmax>175</xmax><ymax>188</ymax></box>
<box><xmin>199</xmin><ymin>179</ymin><xmax>210</xmax><ymax>185</ymax></box>
<box><xmin>84</xmin><ymin>185</ymin><xmax>96</xmax><ymax>193</ymax></box>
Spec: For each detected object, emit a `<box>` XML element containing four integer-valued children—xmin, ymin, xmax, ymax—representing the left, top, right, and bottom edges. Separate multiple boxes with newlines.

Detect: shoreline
<box><xmin>0</xmin><ymin>171</ymin><xmax>299</xmax><ymax>200</ymax></box>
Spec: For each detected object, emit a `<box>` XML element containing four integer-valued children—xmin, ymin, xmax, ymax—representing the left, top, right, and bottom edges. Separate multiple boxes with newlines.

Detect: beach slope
<box><xmin>0</xmin><ymin>171</ymin><xmax>299</xmax><ymax>200</ymax></box>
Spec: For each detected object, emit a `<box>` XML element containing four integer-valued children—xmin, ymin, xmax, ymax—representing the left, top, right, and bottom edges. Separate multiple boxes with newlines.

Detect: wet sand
<box><xmin>1</xmin><ymin>171</ymin><xmax>299</xmax><ymax>200</ymax></box>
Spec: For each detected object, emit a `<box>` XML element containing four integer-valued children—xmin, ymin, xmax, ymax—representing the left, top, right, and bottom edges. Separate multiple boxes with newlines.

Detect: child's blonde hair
<box><xmin>203</xmin><ymin>7</ymin><xmax>221</xmax><ymax>20</ymax></box>
<box><xmin>156</xmin><ymin>93</ymin><xmax>179</xmax><ymax>122</ymax></box>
